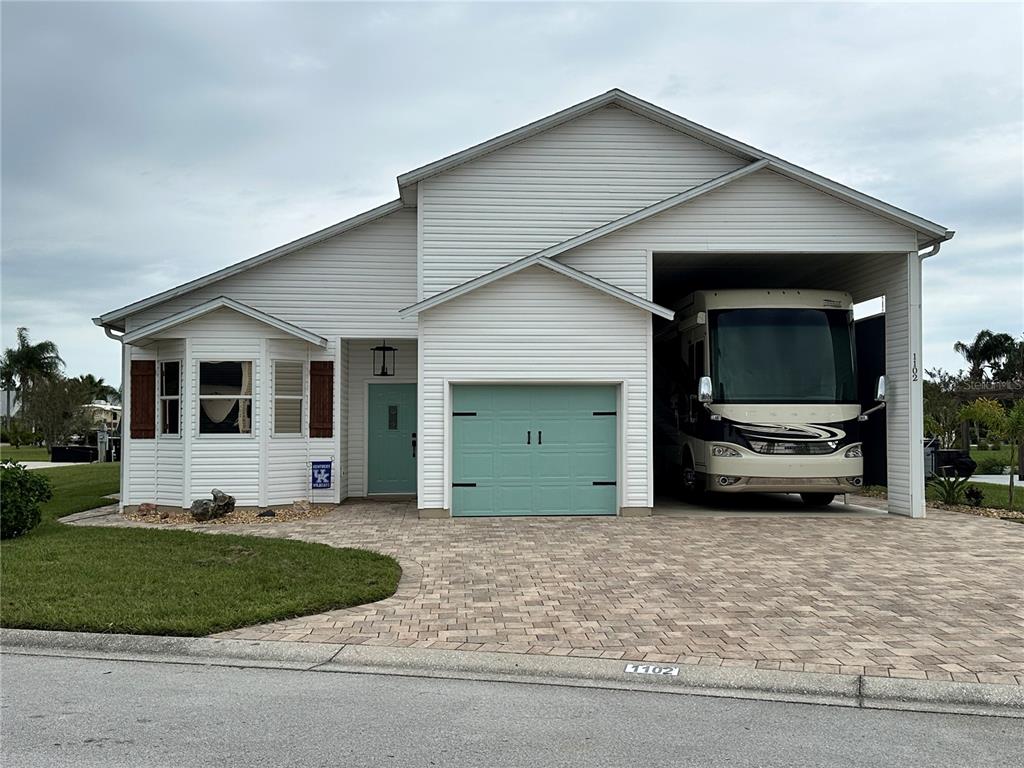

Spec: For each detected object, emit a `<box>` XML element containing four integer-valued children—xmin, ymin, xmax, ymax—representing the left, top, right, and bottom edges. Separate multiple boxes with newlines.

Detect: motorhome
<box><xmin>653</xmin><ymin>289</ymin><xmax>885</xmax><ymax>506</ymax></box>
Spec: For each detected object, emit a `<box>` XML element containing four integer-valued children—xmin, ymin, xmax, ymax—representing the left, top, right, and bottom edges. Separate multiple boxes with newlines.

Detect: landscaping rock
<box><xmin>138</xmin><ymin>503</ymin><xmax>158</xmax><ymax>516</ymax></box>
<box><xmin>292</xmin><ymin>499</ymin><xmax>311</xmax><ymax>515</ymax></box>
<box><xmin>257</xmin><ymin>509</ymin><xmax>276</xmax><ymax>518</ymax></box>
<box><xmin>190</xmin><ymin>489</ymin><xmax>236</xmax><ymax>522</ymax></box>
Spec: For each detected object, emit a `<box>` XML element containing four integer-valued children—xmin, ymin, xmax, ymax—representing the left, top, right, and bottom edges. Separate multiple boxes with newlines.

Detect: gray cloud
<box><xmin>2</xmin><ymin>1</ymin><xmax>1021</xmax><ymax>384</ymax></box>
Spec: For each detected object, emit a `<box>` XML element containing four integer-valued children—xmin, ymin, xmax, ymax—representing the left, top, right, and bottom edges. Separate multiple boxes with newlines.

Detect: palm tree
<box><xmin>1</xmin><ymin>327</ymin><xmax>65</xmax><ymax>421</ymax></box>
<box><xmin>74</xmin><ymin>373</ymin><xmax>120</xmax><ymax>404</ymax></box>
<box><xmin>993</xmin><ymin>336</ymin><xmax>1024</xmax><ymax>381</ymax></box>
<box><xmin>953</xmin><ymin>330</ymin><xmax>1015</xmax><ymax>381</ymax></box>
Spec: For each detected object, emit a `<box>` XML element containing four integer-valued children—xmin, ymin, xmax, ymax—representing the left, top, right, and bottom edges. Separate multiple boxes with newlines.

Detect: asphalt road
<box><xmin>1</xmin><ymin>653</ymin><xmax>1020</xmax><ymax>767</ymax></box>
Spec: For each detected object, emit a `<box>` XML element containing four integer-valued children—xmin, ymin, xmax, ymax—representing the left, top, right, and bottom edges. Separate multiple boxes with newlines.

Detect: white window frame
<box><xmin>158</xmin><ymin>359</ymin><xmax>182</xmax><ymax>439</ymax></box>
<box><xmin>271</xmin><ymin>359</ymin><xmax>306</xmax><ymax>438</ymax></box>
<box><xmin>196</xmin><ymin>359</ymin><xmax>256</xmax><ymax>438</ymax></box>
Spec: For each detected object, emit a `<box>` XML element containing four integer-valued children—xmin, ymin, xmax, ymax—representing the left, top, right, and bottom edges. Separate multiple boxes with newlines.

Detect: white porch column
<box><xmin>883</xmin><ymin>252</ymin><xmax>926</xmax><ymax>518</ymax></box>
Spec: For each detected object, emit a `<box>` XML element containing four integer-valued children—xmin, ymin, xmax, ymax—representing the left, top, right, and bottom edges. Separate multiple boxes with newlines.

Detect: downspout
<box><xmin>102</xmin><ymin>326</ymin><xmax>125</xmax><ymax>343</ymax></box>
<box><xmin>98</xmin><ymin>322</ymin><xmax>126</xmax><ymax>504</ymax></box>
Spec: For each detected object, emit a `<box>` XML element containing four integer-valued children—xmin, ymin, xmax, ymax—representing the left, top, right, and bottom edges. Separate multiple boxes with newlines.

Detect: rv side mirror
<box><xmin>698</xmin><ymin>376</ymin><xmax>713</xmax><ymax>404</ymax></box>
<box><xmin>875</xmin><ymin>375</ymin><xmax>886</xmax><ymax>403</ymax></box>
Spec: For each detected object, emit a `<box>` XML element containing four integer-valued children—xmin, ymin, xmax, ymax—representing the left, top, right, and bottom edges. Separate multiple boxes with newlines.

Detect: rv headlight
<box><xmin>844</xmin><ymin>444</ymin><xmax>863</xmax><ymax>458</ymax></box>
<box><xmin>711</xmin><ymin>444</ymin><xmax>742</xmax><ymax>458</ymax></box>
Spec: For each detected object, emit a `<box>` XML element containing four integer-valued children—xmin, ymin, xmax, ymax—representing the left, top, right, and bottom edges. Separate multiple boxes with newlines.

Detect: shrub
<box><xmin>976</xmin><ymin>441</ymin><xmax>990</xmax><ymax>452</ymax></box>
<box><xmin>927</xmin><ymin>471</ymin><xmax>970</xmax><ymax>505</ymax></box>
<box><xmin>0</xmin><ymin>462</ymin><xmax>53</xmax><ymax>539</ymax></box>
<box><xmin>975</xmin><ymin>455</ymin><xmax>1008</xmax><ymax>475</ymax></box>
<box><xmin>964</xmin><ymin>486</ymin><xmax>985</xmax><ymax>507</ymax></box>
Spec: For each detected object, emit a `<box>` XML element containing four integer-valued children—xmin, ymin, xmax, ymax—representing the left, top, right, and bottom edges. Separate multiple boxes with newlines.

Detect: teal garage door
<box><xmin>452</xmin><ymin>385</ymin><xmax>617</xmax><ymax>516</ymax></box>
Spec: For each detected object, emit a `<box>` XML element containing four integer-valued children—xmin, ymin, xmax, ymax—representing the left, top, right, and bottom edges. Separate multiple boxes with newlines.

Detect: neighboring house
<box><xmin>1</xmin><ymin>390</ymin><xmax>19</xmax><ymax>420</ymax></box>
<box><xmin>83</xmin><ymin>400</ymin><xmax>121</xmax><ymax>431</ymax></box>
<box><xmin>95</xmin><ymin>89</ymin><xmax>952</xmax><ymax>518</ymax></box>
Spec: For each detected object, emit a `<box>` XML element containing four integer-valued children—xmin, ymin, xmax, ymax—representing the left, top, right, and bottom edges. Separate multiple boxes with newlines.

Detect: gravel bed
<box><xmin>124</xmin><ymin>501</ymin><xmax>335</xmax><ymax>526</ymax></box>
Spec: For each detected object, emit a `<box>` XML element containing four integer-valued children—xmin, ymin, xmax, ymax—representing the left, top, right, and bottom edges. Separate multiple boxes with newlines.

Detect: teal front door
<box><xmin>367</xmin><ymin>383</ymin><xmax>416</xmax><ymax>494</ymax></box>
<box><xmin>452</xmin><ymin>385</ymin><xmax>617</xmax><ymax>516</ymax></box>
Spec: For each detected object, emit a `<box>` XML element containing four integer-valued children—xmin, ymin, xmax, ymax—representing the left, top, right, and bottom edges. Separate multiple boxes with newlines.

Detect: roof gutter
<box><xmin>918</xmin><ymin>230</ymin><xmax>954</xmax><ymax>258</ymax></box>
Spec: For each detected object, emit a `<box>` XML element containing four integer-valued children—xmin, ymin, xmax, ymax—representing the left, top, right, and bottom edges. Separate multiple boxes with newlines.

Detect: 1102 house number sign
<box><xmin>624</xmin><ymin>663</ymin><xmax>679</xmax><ymax>676</ymax></box>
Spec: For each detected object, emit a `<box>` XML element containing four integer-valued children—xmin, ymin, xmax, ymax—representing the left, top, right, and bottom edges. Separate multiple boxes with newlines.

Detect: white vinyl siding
<box><xmin>345</xmin><ymin>339</ymin><xmax>418</xmax><ymax>497</ymax></box>
<box><xmin>419</xmin><ymin>105</ymin><xmax>746</xmax><ymax>298</ymax></box>
<box><xmin>555</xmin><ymin>169</ymin><xmax>917</xmax><ymax>299</ymax></box>
<box><xmin>418</xmin><ymin>265</ymin><xmax>650</xmax><ymax>511</ymax></box>
<box><xmin>805</xmin><ymin>252</ymin><xmax>922</xmax><ymax>517</ymax></box>
<box><xmin>125</xmin><ymin>207</ymin><xmax>417</xmax><ymax>340</ymax></box>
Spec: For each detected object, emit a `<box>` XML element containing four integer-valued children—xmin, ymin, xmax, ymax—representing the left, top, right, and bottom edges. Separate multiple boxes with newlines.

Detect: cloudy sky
<box><xmin>2</xmin><ymin>1</ymin><xmax>1021</xmax><ymax>385</ymax></box>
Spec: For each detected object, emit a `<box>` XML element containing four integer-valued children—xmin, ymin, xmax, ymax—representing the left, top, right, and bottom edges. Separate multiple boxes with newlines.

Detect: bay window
<box><xmin>273</xmin><ymin>361</ymin><xmax>304</xmax><ymax>435</ymax></box>
<box><xmin>159</xmin><ymin>360</ymin><xmax>181</xmax><ymax>435</ymax></box>
<box><xmin>199</xmin><ymin>361</ymin><xmax>253</xmax><ymax>434</ymax></box>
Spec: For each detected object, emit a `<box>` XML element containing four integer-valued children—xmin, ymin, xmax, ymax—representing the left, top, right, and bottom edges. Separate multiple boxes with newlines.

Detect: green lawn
<box><xmin>970</xmin><ymin>445</ymin><xmax>1015</xmax><ymax>470</ymax></box>
<box><xmin>961</xmin><ymin>481</ymin><xmax>1019</xmax><ymax>513</ymax></box>
<box><xmin>0</xmin><ymin>445</ymin><xmax>50</xmax><ymax>462</ymax></box>
<box><xmin>1</xmin><ymin>464</ymin><xmax>401</xmax><ymax>636</ymax></box>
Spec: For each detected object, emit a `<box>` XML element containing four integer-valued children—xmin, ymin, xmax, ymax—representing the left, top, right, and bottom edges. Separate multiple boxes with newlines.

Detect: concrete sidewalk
<box><xmin>3</xmin><ymin>628</ymin><xmax>1022</xmax><ymax>719</ymax></box>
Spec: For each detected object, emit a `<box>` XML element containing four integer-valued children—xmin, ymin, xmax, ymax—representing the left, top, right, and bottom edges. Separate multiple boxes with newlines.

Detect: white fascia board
<box><xmin>96</xmin><ymin>199</ymin><xmax>405</xmax><ymax>329</ymax></box>
<box><xmin>398</xmin><ymin>161</ymin><xmax>778</xmax><ymax>319</ymax></box>
<box><xmin>396</xmin><ymin>88</ymin><xmax>950</xmax><ymax>239</ymax></box>
<box><xmin>396</xmin><ymin>90</ymin><xmax>625</xmax><ymax>201</ymax></box>
<box><xmin>121</xmin><ymin>296</ymin><xmax>328</xmax><ymax>347</ymax></box>
<box><xmin>535</xmin><ymin>160</ymin><xmax>770</xmax><ymax>262</ymax></box>
<box><xmin>399</xmin><ymin>254</ymin><xmax>673</xmax><ymax>320</ymax></box>
<box><xmin>538</xmin><ymin>259</ymin><xmax>676</xmax><ymax>320</ymax></box>
<box><xmin>761</xmin><ymin>162</ymin><xmax>949</xmax><ymax>239</ymax></box>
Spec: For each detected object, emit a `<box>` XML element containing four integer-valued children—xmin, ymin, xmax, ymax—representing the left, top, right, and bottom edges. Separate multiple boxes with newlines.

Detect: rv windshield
<box><xmin>709</xmin><ymin>308</ymin><xmax>857</xmax><ymax>404</ymax></box>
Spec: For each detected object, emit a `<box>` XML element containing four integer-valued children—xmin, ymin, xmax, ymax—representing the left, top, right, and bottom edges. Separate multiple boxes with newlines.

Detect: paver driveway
<box><xmin>75</xmin><ymin>501</ymin><xmax>1024</xmax><ymax>685</ymax></box>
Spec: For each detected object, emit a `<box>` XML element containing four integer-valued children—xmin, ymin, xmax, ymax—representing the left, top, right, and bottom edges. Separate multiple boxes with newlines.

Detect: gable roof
<box><xmin>96</xmin><ymin>199</ymin><xmax>404</xmax><ymax>330</ymax></box>
<box><xmin>121</xmin><ymin>296</ymin><xmax>328</xmax><ymax>347</ymax></box>
<box><xmin>97</xmin><ymin>89</ymin><xmax>953</xmax><ymax>331</ymax></box>
<box><xmin>399</xmin><ymin>254</ymin><xmax>675</xmax><ymax>320</ymax></box>
<box><xmin>397</xmin><ymin>88</ymin><xmax>952</xmax><ymax>245</ymax></box>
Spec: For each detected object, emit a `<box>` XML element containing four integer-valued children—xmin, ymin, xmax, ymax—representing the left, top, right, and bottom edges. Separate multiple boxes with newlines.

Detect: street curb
<box><xmin>3</xmin><ymin>628</ymin><xmax>1022</xmax><ymax>718</ymax></box>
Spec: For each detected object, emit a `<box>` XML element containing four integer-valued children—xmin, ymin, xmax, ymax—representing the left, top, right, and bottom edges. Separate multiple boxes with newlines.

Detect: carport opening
<box><xmin>651</xmin><ymin>252</ymin><xmax>889</xmax><ymax>510</ymax></box>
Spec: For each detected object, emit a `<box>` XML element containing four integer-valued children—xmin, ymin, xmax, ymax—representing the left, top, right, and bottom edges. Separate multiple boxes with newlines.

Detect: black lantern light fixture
<box><xmin>371</xmin><ymin>339</ymin><xmax>396</xmax><ymax>377</ymax></box>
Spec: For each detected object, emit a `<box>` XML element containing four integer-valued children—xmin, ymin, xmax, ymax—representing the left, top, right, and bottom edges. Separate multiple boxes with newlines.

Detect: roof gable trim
<box><xmin>398</xmin><ymin>256</ymin><xmax>675</xmax><ymax>320</ymax></box>
<box><xmin>396</xmin><ymin>89</ymin><xmax>949</xmax><ymax>239</ymax></box>
<box><xmin>121</xmin><ymin>296</ymin><xmax>328</xmax><ymax>347</ymax></box>
<box><xmin>97</xmin><ymin>199</ymin><xmax>405</xmax><ymax>329</ymax></box>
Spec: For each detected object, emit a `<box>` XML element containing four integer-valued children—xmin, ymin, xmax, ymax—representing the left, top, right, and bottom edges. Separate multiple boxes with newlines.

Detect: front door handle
<box><xmin>412</xmin><ymin>432</ymin><xmax>417</xmax><ymax>459</ymax></box>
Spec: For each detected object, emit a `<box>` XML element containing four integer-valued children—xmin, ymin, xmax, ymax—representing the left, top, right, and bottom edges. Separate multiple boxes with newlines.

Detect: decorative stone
<box><xmin>190</xmin><ymin>488</ymin><xmax>236</xmax><ymax>521</ymax></box>
<box><xmin>292</xmin><ymin>499</ymin><xmax>311</xmax><ymax>515</ymax></box>
<box><xmin>137</xmin><ymin>503</ymin><xmax>158</xmax><ymax>516</ymax></box>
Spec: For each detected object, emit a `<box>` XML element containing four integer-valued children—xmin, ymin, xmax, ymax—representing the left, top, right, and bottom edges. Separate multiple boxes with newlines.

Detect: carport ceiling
<box><xmin>651</xmin><ymin>252</ymin><xmax>890</xmax><ymax>307</ymax></box>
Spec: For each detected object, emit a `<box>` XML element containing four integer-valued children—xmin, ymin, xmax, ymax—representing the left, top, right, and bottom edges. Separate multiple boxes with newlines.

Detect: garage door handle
<box><xmin>538</xmin><ymin>430</ymin><xmax>542</xmax><ymax>445</ymax></box>
<box><xmin>526</xmin><ymin>430</ymin><xmax>531</xmax><ymax>445</ymax></box>
<box><xmin>412</xmin><ymin>432</ymin><xmax>417</xmax><ymax>459</ymax></box>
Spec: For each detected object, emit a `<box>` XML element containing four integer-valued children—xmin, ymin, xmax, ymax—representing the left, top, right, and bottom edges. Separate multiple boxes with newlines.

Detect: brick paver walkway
<box><xmin>72</xmin><ymin>501</ymin><xmax>1024</xmax><ymax>685</ymax></box>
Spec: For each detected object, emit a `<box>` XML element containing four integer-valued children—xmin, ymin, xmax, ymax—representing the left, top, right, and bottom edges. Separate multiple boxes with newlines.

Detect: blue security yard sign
<box><xmin>311</xmin><ymin>461</ymin><xmax>333</xmax><ymax>489</ymax></box>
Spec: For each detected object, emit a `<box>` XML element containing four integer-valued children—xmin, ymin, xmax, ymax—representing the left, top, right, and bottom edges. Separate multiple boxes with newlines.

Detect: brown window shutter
<box><xmin>130</xmin><ymin>360</ymin><xmax>156</xmax><ymax>439</ymax></box>
<box><xmin>309</xmin><ymin>361</ymin><xmax>334</xmax><ymax>438</ymax></box>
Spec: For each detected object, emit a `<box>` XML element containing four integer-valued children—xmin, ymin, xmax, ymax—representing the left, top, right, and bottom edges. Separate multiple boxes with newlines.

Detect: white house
<box><xmin>95</xmin><ymin>90</ymin><xmax>952</xmax><ymax>519</ymax></box>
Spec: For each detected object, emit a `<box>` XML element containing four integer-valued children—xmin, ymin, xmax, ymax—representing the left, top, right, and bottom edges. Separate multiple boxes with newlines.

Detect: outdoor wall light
<box><xmin>372</xmin><ymin>340</ymin><xmax>396</xmax><ymax>377</ymax></box>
